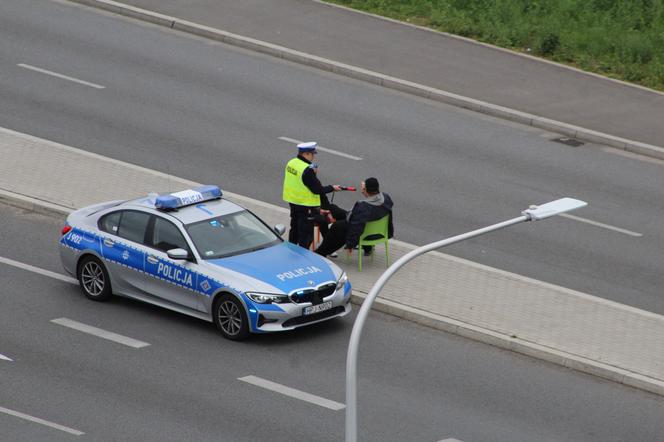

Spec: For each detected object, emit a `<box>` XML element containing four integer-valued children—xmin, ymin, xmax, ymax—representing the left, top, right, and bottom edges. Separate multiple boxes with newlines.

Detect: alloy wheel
<box><xmin>218</xmin><ymin>300</ymin><xmax>243</xmax><ymax>336</ymax></box>
<box><xmin>81</xmin><ymin>261</ymin><xmax>105</xmax><ymax>296</ymax></box>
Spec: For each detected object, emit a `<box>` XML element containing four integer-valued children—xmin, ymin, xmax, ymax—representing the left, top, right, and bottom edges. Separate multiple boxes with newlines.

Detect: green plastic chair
<box><xmin>353</xmin><ymin>215</ymin><xmax>390</xmax><ymax>272</ymax></box>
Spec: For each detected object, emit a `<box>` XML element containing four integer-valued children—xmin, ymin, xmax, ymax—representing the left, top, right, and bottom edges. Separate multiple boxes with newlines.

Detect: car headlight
<box><xmin>246</xmin><ymin>292</ymin><xmax>289</xmax><ymax>304</ymax></box>
<box><xmin>336</xmin><ymin>272</ymin><xmax>348</xmax><ymax>291</ymax></box>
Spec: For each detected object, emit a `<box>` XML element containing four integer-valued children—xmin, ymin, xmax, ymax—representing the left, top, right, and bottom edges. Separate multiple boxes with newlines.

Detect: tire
<box><xmin>213</xmin><ymin>294</ymin><xmax>250</xmax><ymax>341</ymax></box>
<box><xmin>77</xmin><ymin>256</ymin><xmax>113</xmax><ymax>302</ymax></box>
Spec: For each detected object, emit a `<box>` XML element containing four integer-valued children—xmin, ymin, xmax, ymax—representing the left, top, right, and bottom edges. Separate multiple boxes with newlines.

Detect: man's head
<box><xmin>297</xmin><ymin>141</ymin><xmax>318</xmax><ymax>162</ymax></box>
<box><xmin>361</xmin><ymin>177</ymin><xmax>380</xmax><ymax>196</ymax></box>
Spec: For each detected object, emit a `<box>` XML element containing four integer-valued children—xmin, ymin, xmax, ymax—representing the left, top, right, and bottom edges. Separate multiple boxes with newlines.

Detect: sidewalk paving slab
<box><xmin>2</xmin><ymin>127</ymin><xmax>664</xmax><ymax>396</ymax></box>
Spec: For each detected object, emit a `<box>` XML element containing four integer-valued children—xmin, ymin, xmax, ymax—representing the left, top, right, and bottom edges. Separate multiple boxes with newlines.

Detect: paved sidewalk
<box><xmin>71</xmin><ymin>0</ymin><xmax>664</xmax><ymax>159</ymax></box>
<box><xmin>2</xmin><ymin>127</ymin><xmax>664</xmax><ymax>396</ymax></box>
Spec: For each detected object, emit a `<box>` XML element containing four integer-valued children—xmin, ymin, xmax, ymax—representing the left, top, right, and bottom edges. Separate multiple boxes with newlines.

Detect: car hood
<box><xmin>207</xmin><ymin>242</ymin><xmax>338</xmax><ymax>293</ymax></box>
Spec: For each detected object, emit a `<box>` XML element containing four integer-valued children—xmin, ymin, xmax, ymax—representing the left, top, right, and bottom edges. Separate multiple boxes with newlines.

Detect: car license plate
<box><xmin>303</xmin><ymin>301</ymin><xmax>332</xmax><ymax>316</ymax></box>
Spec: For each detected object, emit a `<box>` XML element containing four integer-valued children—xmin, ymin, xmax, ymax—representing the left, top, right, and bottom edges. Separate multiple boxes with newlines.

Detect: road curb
<box><xmin>69</xmin><ymin>0</ymin><xmax>664</xmax><ymax>161</ymax></box>
<box><xmin>350</xmin><ymin>292</ymin><xmax>664</xmax><ymax>397</ymax></box>
<box><xmin>0</xmin><ymin>189</ymin><xmax>72</xmax><ymax>217</ymax></box>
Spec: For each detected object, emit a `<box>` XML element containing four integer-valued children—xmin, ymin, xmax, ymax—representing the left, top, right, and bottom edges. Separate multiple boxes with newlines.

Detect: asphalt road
<box><xmin>0</xmin><ymin>0</ymin><xmax>663</xmax><ymax>320</ymax></box>
<box><xmin>1</xmin><ymin>203</ymin><xmax>664</xmax><ymax>441</ymax></box>
<box><xmin>123</xmin><ymin>0</ymin><xmax>664</xmax><ymax>149</ymax></box>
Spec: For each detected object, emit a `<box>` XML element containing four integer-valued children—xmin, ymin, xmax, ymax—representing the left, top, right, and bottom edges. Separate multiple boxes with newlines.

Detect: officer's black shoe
<box><xmin>363</xmin><ymin>247</ymin><xmax>373</xmax><ymax>257</ymax></box>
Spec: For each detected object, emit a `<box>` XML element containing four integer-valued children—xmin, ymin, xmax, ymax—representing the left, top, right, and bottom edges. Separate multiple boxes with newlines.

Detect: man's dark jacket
<box><xmin>345</xmin><ymin>192</ymin><xmax>394</xmax><ymax>249</ymax></box>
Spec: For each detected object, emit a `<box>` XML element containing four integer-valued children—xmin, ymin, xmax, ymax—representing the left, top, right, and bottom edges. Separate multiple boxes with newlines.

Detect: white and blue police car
<box><xmin>59</xmin><ymin>185</ymin><xmax>351</xmax><ymax>340</ymax></box>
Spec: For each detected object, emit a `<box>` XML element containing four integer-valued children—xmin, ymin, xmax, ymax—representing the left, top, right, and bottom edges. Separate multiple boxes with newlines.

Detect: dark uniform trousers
<box><xmin>288</xmin><ymin>204</ymin><xmax>316</xmax><ymax>249</ymax></box>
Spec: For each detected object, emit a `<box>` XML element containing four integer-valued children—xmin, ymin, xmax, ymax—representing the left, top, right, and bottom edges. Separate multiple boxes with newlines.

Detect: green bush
<box><xmin>537</xmin><ymin>33</ymin><xmax>561</xmax><ymax>56</ymax></box>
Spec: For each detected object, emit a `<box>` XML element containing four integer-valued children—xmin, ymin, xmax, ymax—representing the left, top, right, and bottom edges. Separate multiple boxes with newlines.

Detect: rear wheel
<box><xmin>77</xmin><ymin>256</ymin><xmax>112</xmax><ymax>302</ymax></box>
<box><xmin>213</xmin><ymin>294</ymin><xmax>250</xmax><ymax>340</ymax></box>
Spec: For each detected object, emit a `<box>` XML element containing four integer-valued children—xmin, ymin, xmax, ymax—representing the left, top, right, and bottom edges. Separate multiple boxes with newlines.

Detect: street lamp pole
<box><xmin>345</xmin><ymin>198</ymin><xmax>587</xmax><ymax>442</ymax></box>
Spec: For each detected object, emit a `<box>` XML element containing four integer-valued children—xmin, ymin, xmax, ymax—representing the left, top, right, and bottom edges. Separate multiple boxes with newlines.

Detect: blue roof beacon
<box><xmin>155</xmin><ymin>185</ymin><xmax>222</xmax><ymax>210</ymax></box>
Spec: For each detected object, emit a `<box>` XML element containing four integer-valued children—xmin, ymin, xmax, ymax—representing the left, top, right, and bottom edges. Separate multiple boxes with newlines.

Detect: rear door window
<box><xmin>117</xmin><ymin>211</ymin><xmax>151</xmax><ymax>244</ymax></box>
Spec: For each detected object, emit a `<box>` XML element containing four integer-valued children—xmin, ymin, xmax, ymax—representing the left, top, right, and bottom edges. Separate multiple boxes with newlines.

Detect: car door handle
<box><xmin>147</xmin><ymin>255</ymin><xmax>159</xmax><ymax>265</ymax></box>
<box><xmin>103</xmin><ymin>238</ymin><xmax>114</xmax><ymax>247</ymax></box>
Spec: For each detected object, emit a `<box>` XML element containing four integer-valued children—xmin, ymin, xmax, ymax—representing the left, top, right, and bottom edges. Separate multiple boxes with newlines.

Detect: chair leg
<box><xmin>311</xmin><ymin>225</ymin><xmax>318</xmax><ymax>251</ymax></box>
<box><xmin>385</xmin><ymin>242</ymin><xmax>389</xmax><ymax>267</ymax></box>
<box><xmin>358</xmin><ymin>246</ymin><xmax>362</xmax><ymax>272</ymax></box>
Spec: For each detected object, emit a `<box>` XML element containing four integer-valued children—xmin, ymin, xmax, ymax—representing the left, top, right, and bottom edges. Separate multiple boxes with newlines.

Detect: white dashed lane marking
<box><xmin>278</xmin><ymin>136</ymin><xmax>363</xmax><ymax>160</ymax></box>
<box><xmin>18</xmin><ymin>63</ymin><xmax>106</xmax><ymax>89</ymax></box>
<box><xmin>239</xmin><ymin>375</ymin><xmax>345</xmax><ymax>411</ymax></box>
<box><xmin>0</xmin><ymin>256</ymin><xmax>77</xmax><ymax>284</ymax></box>
<box><xmin>0</xmin><ymin>406</ymin><xmax>84</xmax><ymax>436</ymax></box>
<box><xmin>51</xmin><ymin>318</ymin><xmax>150</xmax><ymax>349</ymax></box>
<box><xmin>0</xmin><ymin>353</ymin><xmax>12</xmax><ymax>362</ymax></box>
<box><xmin>559</xmin><ymin>213</ymin><xmax>643</xmax><ymax>237</ymax></box>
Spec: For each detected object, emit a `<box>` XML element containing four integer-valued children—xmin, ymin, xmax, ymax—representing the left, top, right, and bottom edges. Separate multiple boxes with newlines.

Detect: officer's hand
<box><xmin>345</xmin><ymin>247</ymin><xmax>353</xmax><ymax>256</ymax></box>
<box><xmin>332</xmin><ymin>185</ymin><xmax>342</xmax><ymax>192</ymax></box>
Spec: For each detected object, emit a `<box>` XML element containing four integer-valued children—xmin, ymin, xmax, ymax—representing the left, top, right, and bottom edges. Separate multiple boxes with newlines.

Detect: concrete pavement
<box><xmin>69</xmin><ymin>0</ymin><xmax>664</xmax><ymax>160</ymax></box>
<box><xmin>2</xmin><ymin>126</ymin><xmax>664</xmax><ymax>397</ymax></box>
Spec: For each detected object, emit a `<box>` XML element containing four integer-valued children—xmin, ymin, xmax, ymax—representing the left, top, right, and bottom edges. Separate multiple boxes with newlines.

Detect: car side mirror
<box><xmin>167</xmin><ymin>248</ymin><xmax>190</xmax><ymax>260</ymax></box>
<box><xmin>274</xmin><ymin>224</ymin><xmax>286</xmax><ymax>236</ymax></box>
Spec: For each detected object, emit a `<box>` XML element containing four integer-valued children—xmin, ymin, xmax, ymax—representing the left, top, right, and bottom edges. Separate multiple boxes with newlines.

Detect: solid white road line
<box><xmin>17</xmin><ymin>63</ymin><xmax>106</xmax><ymax>89</ymax></box>
<box><xmin>51</xmin><ymin>318</ymin><xmax>150</xmax><ymax>349</ymax></box>
<box><xmin>0</xmin><ymin>406</ymin><xmax>84</xmax><ymax>436</ymax></box>
<box><xmin>278</xmin><ymin>136</ymin><xmax>363</xmax><ymax>160</ymax></box>
<box><xmin>238</xmin><ymin>375</ymin><xmax>345</xmax><ymax>411</ymax></box>
<box><xmin>559</xmin><ymin>213</ymin><xmax>643</xmax><ymax>237</ymax></box>
<box><xmin>0</xmin><ymin>353</ymin><xmax>13</xmax><ymax>362</ymax></box>
<box><xmin>0</xmin><ymin>256</ymin><xmax>77</xmax><ymax>284</ymax></box>
<box><xmin>438</xmin><ymin>439</ymin><xmax>464</xmax><ymax>442</ymax></box>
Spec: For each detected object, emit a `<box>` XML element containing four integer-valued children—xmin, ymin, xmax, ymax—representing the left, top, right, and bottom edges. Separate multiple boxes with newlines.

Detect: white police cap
<box><xmin>297</xmin><ymin>141</ymin><xmax>318</xmax><ymax>153</ymax></box>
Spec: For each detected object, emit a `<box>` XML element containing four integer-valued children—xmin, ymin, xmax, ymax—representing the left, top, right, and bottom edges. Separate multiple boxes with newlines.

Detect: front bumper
<box><xmin>248</xmin><ymin>283</ymin><xmax>352</xmax><ymax>333</ymax></box>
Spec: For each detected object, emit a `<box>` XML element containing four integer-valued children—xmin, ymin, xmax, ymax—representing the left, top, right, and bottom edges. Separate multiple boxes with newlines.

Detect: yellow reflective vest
<box><xmin>282</xmin><ymin>157</ymin><xmax>321</xmax><ymax>207</ymax></box>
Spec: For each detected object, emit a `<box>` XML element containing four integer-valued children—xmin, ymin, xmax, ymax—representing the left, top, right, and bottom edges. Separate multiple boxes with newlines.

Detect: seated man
<box><xmin>311</xmin><ymin>193</ymin><xmax>348</xmax><ymax>257</ymax></box>
<box><xmin>315</xmin><ymin>177</ymin><xmax>393</xmax><ymax>258</ymax></box>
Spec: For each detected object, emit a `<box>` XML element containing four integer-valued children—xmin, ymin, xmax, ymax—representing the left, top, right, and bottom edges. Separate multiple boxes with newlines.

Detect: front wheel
<box><xmin>213</xmin><ymin>294</ymin><xmax>250</xmax><ymax>340</ymax></box>
<box><xmin>77</xmin><ymin>256</ymin><xmax>112</xmax><ymax>302</ymax></box>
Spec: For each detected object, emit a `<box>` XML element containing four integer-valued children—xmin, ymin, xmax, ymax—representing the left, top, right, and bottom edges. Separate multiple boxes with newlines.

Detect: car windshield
<box><xmin>186</xmin><ymin>210</ymin><xmax>281</xmax><ymax>259</ymax></box>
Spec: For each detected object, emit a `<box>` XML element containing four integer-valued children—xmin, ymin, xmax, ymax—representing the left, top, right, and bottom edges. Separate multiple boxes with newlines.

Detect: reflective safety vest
<box><xmin>282</xmin><ymin>157</ymin><xmax>321</xmax><ymax>207</ymax></box>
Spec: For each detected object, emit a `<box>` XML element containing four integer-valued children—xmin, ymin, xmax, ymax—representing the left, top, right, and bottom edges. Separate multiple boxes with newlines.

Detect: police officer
<box><xmin>283</xmin><ymin>142</ymin><xmax>341</xmax><ymax>248</ymax></box>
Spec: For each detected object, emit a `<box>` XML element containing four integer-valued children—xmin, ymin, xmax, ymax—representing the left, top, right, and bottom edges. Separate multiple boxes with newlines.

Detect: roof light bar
<box><xmin>155</xmin><ymin>185</ymin><xmax>222</xmax><ymax>210</ymax></box>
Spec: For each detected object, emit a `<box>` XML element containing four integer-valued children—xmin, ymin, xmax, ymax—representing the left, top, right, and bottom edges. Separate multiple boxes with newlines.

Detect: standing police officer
<box><xmin>283</xmin><ymin>142</ymin><xmax>341</xmax><ymax>248</ymax></box>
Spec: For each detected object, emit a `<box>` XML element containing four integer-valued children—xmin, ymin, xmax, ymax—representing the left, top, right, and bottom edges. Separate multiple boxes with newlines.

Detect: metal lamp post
<box><xmin>345</xmin><ymin>198</ymin><xmax>588</xmax><ymax>442</ymax></box>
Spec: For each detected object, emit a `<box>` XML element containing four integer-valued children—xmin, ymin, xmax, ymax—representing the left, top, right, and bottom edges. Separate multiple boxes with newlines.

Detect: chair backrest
<box><xmin>359</xmin><ymin>214</ymin><xmax>390</xmax><ymax>244</ymax></box>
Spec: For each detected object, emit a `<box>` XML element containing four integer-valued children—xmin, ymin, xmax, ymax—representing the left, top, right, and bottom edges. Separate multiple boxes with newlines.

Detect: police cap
<box><xmin>297</xmin><ymin>141</ymin><xmax>318</xmax><ymax>154</ymax></box>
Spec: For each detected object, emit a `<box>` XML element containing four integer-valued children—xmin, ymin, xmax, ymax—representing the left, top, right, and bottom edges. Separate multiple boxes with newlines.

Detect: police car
<box><xmin>59</xmin><ymin>185</ymin><xmax>351</xmax><ymax>340</ymax></box>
